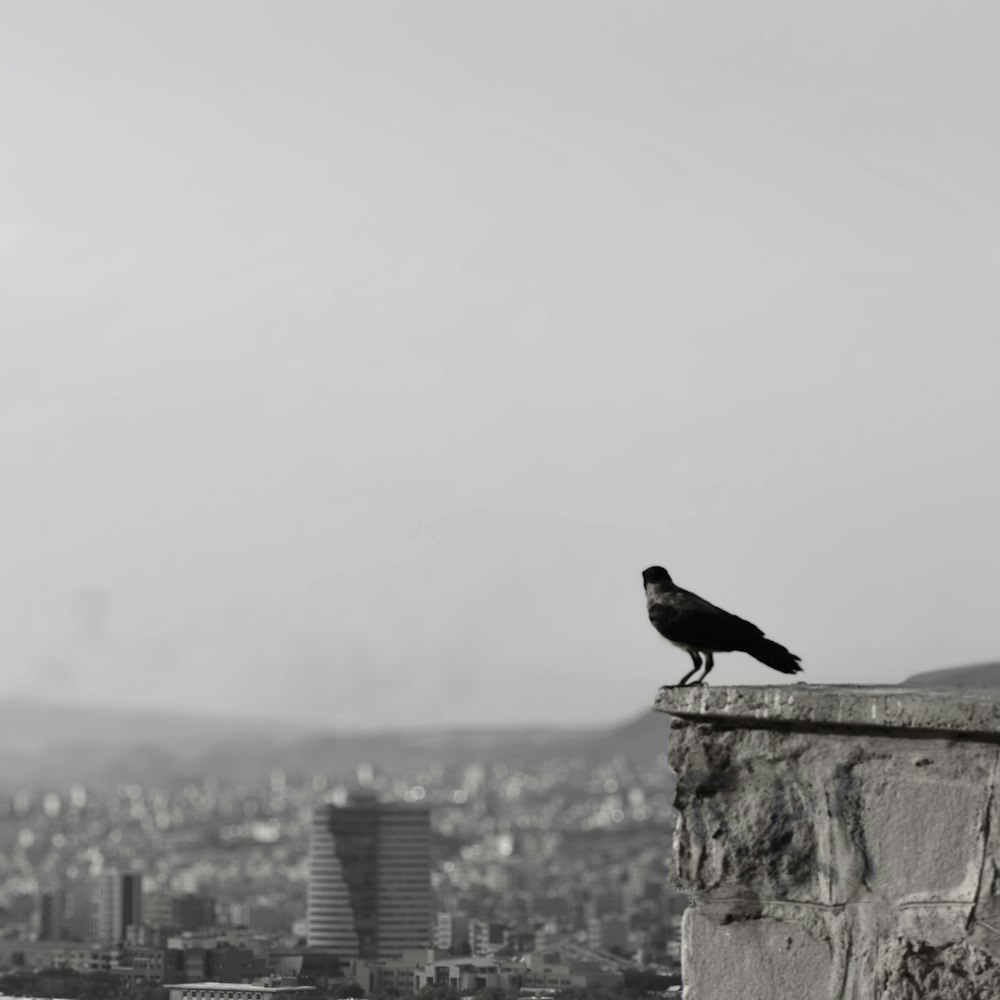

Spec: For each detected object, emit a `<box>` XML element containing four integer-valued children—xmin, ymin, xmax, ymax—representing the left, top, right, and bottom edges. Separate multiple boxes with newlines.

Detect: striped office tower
<box><xmin>306</xmin><ymin>793</ymin><xmax>431</xmax><ymax>958</ymax></box>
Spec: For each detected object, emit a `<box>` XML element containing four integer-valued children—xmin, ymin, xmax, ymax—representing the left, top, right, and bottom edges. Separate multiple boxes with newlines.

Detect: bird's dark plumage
<box><xmin>642</xmin><ymin>565</ymin><xmax>802</xmax><ymax>686</ymax></box>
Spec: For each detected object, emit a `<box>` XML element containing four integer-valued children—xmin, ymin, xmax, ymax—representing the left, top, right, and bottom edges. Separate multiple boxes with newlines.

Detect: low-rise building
<box><xmin>468</xmin><ymin>918</ymin><xmax>506</xmax><ymax>956</ymax></box>
<box><xmin>413</xmin><ymin>956</ymin><xmax>507</xmax><ymax>993</ymax></box>
<box><xmin>434</xmin><ymin>910</ymin><xmax>469</xmax><ymax>953</ymax></box>
<box><xmin>0</xmin><ymin>940</ymin><xmax>121</xmax><ymax>974</ymax></box>
<box><xmin>355</xmin><ymin>947</ymin><xmax>440</xmax><ymax>996</ymax></box>
<box><xmin>586</xmin><ymin>915</ymin><xmax>628</xmax><ymax>953</ymax></box>
<box><xmin>117</xmin><ymin>944</ymin><xmax>185</xmax><ymax>984</ymax></box>
<box><xmin>165</xmin><ymin>983</ymin><xmax>314</xmax><ymax>1000</ymax></box>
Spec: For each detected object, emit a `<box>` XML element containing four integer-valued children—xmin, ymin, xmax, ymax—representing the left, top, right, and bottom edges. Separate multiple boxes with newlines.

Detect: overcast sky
<box><xmin>1</xmin><ymin>1</ymin><xmax>998</xmax><ymax>729</ymax></box>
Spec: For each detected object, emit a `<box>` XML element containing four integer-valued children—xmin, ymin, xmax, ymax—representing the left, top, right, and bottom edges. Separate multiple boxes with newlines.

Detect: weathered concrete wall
<box><xmin>656</xmin><ymin>686</ymin><xmax>1000</xmax><ymax>1000</ymax></box>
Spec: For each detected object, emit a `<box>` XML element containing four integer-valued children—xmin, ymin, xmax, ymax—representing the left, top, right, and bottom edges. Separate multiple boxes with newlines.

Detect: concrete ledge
<box><xmin>655</xmin><ymin>684</ymin><xmax>1000</xmax><ymax>1000</ymax></box>
<box><xmin>655</xmin><ymin>683</ymin><xmax>1000</xmax><ymax>740</ymax></box>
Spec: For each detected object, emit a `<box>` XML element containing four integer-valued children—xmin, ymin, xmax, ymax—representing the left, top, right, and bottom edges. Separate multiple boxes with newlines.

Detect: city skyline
<box><xmin>0</xmin><ymin>720</ymin><xmax>680</xmax><ymax>989</ymax></box>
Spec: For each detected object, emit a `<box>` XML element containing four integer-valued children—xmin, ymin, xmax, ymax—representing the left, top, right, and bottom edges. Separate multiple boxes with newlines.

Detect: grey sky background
<box><xmin>2</xmin><ymin>1</ymin><xmax>998</xmax><ymax>728</ymax></box>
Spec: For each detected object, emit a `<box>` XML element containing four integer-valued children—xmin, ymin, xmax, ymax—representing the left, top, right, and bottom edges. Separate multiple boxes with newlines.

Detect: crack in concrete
<box><xmin>692</xmin><ymin>896</ymin><xmax>976</xmax><ymax>912</ymax></box>
<box><xmin>967</xmin><ymin>746</ymin><xmax>1000</xmax><ymax>933</ymax></box>
<box><xmin>835</xmin><ymin>919</ymin><xmax>854</xmax><ymax>999</ymax></box>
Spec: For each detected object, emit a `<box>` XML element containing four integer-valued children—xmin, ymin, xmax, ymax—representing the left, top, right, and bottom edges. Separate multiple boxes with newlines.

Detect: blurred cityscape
<box><xmin>0</xmin><ymin>706</ymin><xmax>685</xmax><ymax>998</ymax></box>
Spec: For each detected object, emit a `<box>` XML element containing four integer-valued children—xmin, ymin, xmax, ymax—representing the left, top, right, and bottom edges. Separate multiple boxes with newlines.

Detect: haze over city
<box><xmin>2</xmin><ymin>1</ymin><xmax>999</xmax><ymax>729</ymax></box>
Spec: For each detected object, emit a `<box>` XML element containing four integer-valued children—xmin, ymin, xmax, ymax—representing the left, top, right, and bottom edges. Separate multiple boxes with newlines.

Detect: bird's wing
<box><xmin>651</xmin><ymin>589</ymin><xmax>765</xmax><ymax>651</ymax></box>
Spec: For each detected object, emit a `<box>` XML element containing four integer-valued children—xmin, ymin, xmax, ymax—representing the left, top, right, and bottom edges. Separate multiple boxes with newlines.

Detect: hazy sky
<box><xmin>2</xmin><ymin>1</ymin><xmax>999</xmax><ymax>729</ymax></box>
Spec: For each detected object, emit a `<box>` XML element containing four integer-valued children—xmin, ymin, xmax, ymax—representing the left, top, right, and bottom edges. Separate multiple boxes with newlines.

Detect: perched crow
<box><xmin>642</xmin><ymin>565</ymin><xmax>803</xmax><ymax>686</ymax></box>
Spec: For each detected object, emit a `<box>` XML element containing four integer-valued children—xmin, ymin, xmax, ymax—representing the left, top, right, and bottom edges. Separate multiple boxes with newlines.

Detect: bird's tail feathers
<box><xmin>746</xmin><ymin>637</ymin><xmax>803</xmax><ymax>675</ymax></box>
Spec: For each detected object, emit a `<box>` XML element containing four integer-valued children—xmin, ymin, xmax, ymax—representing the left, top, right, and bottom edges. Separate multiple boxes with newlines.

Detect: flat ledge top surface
<box><xmin>654</xmin><ymin>684</ymin><xmax>1000</xmax><ymax>737</ymax></box>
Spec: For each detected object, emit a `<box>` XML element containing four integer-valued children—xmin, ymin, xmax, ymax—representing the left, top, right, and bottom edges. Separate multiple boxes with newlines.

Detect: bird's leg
<box><xmin>675</xmin><ymin>651</ymin><xmax>703</xmax><ymax>687</ymax></box>
<box><xmin>696</xmin><ymin>652</ymin><xmax>715</xmax><ymax>685</ymax></box>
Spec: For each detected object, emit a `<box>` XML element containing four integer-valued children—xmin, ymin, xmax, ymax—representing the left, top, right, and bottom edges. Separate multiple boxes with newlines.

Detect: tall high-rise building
<box><xmin>435</xmin><ymin>910</ymin><xmax>469</xmax><ymax>953</ymax></box>
<box><xmin>63</xmin><ymin>882</ymin><xmax>94</xmax><ymax>941</ymax></box>
<box><xmin>307</xmin><ymin>794</ymin><xmax>431</xmax><ymax>958</ymax></box>
<box><xmin>93</xmin><ymin>871</ymin><xmax>143</xmax><ymax>943</ymax></box>
<box><xmin>37</xmin><ymin>890</ymin><xmax>66</xmax><ymax>941</ymax></box>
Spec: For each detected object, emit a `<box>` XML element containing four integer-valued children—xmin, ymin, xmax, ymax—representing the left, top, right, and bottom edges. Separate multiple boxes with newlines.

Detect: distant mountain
<box><xmin>0</xmin><ymin>699</ymin><xmax>671</xmax><ymax>790</ymax></box>
<box><xmin>0</xmin><ymin>699</ymin><xmax>284</xmax><ymax>756</ymax></box>
<box><xmin>536</xmin><ymin>707</ymin><xmax>671</xmax><ymax>765</ymax></box>
<box><xmin>901</xmin><ymin>661</ymin><xmax>1000</xmax><ymax>690</ymax></box>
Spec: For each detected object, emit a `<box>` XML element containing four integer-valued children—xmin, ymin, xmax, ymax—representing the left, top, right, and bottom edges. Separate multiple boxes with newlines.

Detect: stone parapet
<box><xmin>656</xmin><ymin>685</ymin><xmax>1000</xmax><ymax>1000</ymax></box>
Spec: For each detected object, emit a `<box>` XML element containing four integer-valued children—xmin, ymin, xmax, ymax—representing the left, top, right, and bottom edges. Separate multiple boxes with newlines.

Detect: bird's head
<box><xmin>642</xmin><ymin>565</ymin><xmax>673</xmax><ymax>587</ymax></box>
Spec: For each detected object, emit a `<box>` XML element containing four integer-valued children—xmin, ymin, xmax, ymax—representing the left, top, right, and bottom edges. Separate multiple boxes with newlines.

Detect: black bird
<box><xmin>642</xmin><ymin>565</ymin><xmax>803</xmax><ymax>686</ymax></box>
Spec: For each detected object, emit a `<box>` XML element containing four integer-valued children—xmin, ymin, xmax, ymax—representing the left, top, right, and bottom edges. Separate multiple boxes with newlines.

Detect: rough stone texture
<box><xmin>877</xmin><ymin>938</ymin><xmax>1000</xmax><ymax>1000</ymax></box>
<box><xmin>657</xmin><ymin>686</ymin><xmax>1000</xmax><ymax>1000</ymax></box>
<box><xmin>682</xmin><ymin>909</ymin><xmax>834</xmax><ymax>1000</ymax></box>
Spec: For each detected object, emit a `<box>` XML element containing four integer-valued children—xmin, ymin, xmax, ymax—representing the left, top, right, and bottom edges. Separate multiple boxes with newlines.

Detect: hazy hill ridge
<box><xmin>6</xmin><ymin>658</ymin><xmax>998</xmax><ymax>789</ymax></box>
<box><xmin>901</xmin><ymin>661</ymin><xmax>1000</xmax><ymax>690</ymax></box>
<box><xmin>0</xmin><ymin>699</ymin><xmax>669</xmax><ymax>790</ymax></box>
